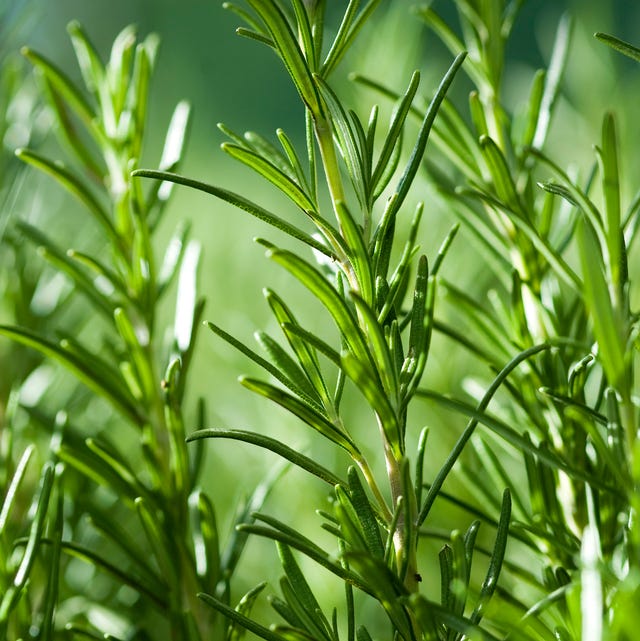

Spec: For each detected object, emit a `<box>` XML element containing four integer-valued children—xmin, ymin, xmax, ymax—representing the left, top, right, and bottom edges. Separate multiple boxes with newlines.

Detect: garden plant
<box><xmin>1</xmin><ymin>0</ymin><xmax>639</xmax><ymax>640</ymax></box>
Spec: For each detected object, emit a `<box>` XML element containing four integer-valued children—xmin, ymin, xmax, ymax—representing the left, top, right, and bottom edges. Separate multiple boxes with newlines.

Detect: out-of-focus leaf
<box><xmin>132</xmin><ymin>169</ymin><xmax>336</xmax><ymax>258</ymax></box>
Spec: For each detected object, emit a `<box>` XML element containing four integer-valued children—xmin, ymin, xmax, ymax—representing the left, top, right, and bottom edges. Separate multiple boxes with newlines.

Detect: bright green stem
<box><xmin>353</xmin><ymin>453</ymin><xmax>392</xmax><ymax>523</ymax></box>
<box><xmin>386</xmin><ymin>450</ymin><xmax>419</xmax><ymax>593</ymax></box>
<box><xmin>313</xmin><ymin>114</ymin><xmax>346</xmax><ymax>223</ymax></box>
<box><xmin>312</xmin><ymin>110</ymin><xmax>364</xmax><ymax>301</ymax></box>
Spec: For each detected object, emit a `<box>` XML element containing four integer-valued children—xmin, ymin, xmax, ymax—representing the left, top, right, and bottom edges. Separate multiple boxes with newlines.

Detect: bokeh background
<box><xmin>2</xmin><ymin>0</ymin><xmax>640</xmax><ymax>633</ymax></box>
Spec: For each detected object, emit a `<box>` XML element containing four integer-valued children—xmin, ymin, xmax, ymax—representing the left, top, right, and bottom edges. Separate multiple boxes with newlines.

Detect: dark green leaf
<box><xmin>470</xmin><ymin>489</ymin><xmax>511</xmax><ymax>624</ymax></box>
<box><xmin>132</xmin><ymin>169</ymin><xmax>336</xmax><ymax>259</ymax></box>
<box><xmin>371</xmin><ymin>71</ymin><xmax>420</xmax><ymax>196</ymax></box>
<box><xmin>246</xmin><ymin>0</ymin><xmax>321</xmax><ymax>113</ymax></box>
<box><xmin>187</xmin><ymin>428</ymin><xmax>342</xmax><ymax>486</ymax></box>
<box><xmin>595</xmin><ymin>31</ymin><xmax>640</xmax><ymax>63</ymax></box>
<box><xmin>321</xmin><ymin>0</ymin><xmax>382</xmax><ymax>78</ymax></box>
<box><xmin>278</xmin><ymin>543</ymin><xmax>333</xmax><ymax>641</ymax></box>
<box><xmin>267</xmin><ymin>248</ymin><xmax>371</xmax><ymax>363</ymax></box>
<box><xmin>200</xmin><ymin>592</ymin><xmax>283</xmax><ymax>641</ymax></box>
<box><xmin>223</xmin><ymin>143</ymin><xmax>317</xmax><ymax>213</ymax></box>
<box><xmin>416</xmin><ymin>344</ymin><xmax>551</xmax><ymax>525</ymax></box>
<box><xmin>229</xmin><ymin>582</ymin><xmax>269</xmax><ymax>641</ymax></box>
<box><xmin>347</xmin><ymin>467</ymin><xmax>385</xmax><ymax>559</ymax></box>
<box><xmin>240</xmin><ymin>377</ymin><xmax>358</xmax><ymax>455</ymax></box>
<box><xmin>391</xmin><ymin>52</ymin><xmax>467</xmax><ymax>218</ymax></box>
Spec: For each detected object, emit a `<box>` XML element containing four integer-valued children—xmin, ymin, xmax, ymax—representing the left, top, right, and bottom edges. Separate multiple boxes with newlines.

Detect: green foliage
<box><xmin>2</xmin><ymin>0</ymin><xmax>640</xmax><ymax>639</ymax></box>
<box><xmin>0</xmin><ymin>19</ymin><xmax>268</xmax><ymax>641</ymax></box>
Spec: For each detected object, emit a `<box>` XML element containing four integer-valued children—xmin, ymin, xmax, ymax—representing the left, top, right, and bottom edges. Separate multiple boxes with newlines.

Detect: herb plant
<box><xmin>1</xmin><ymin>1</ymin><xmax>639</xmax><ymax>640</ymax></box>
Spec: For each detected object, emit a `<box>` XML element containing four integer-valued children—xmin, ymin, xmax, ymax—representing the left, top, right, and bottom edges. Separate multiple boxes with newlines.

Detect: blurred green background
<box><xmin>3</xmin><ymin>0</ymin><xmax>640</xmax><ymax>623</ymax></box>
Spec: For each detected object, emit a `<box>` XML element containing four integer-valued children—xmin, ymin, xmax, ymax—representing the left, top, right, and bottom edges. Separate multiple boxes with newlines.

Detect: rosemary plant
<box><xmin>356</xmin><ymin>3</ymin><xmax>640</xmax><ymax>638</ymax></box>
<box><xmin>0</xmin><ymin>21</ymin><xmax>270</xmax><ymax>641</ymax></box>
<box><xmin>136</xmin><ymin>1</ymin><xmax>515</xmax><ymax>639</ymax></box>
<box><xmin>1</xmin><ymin>1</ymin><xmax>639</xmax><ymax>640</ymax></box>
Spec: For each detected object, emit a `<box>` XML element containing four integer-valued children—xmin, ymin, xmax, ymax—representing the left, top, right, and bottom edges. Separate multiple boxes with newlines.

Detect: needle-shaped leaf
<box><xmin>350</xmin><ymin>291</ymin><xmax>397</xmax><ymax>398</ymax></box>
<box><xmin>377</xmin><ymin>203</ymin><xmax>422</xmax><ymax>322</ymax></box>
<box><xmin>229</xmin><ymin>582</ymin><xmax>269</xmax><ymax>641</ymax></box>
<box><xmin>267</xmin><ymin>247</ymin><xmax>371</xmax><ymax>363</ymax></box>
<box><xmin>16</xmin><ymin>148</ymin><xmax>121</xmax><ymax>250</ymax></box>
<box><xmin>240</xmin><ymin>513</ymin><xmax>369</xmax><ymax>593</ymax></box>
<box><xmin>67</xmin><ymin>248</ymin><xmax>128</xmax><ymax>299</ymax></box>
<box><xmin>346</xmin><ymin>467</ymin><xmax>385</xmax><ymax>559</ymax></box>
<box><xmin>56</xmin><ymin>437</ymin><xmax>151</xmax><ymax>506</ymax></box>
<box><xmin>15</xmin><ymin>222</ymin><xmax>113</xmax><ymax>319</ymax></box>
<box><xmin>38</xmin><ymin>73</ymin><xmax>104</xmax><ymax>177</ymax></box>
<box><xmin>0</xmin><ymin>445</ymin><xmax>35</xmax><ymax>535</ymax></box>
<box><xmin>332</xmin><ymin>200</ymin><xmax>374</xmax><ymax>304</ymax></box>
<box><xmin>21</xmin><ymin>45</ymin><xmax>97</xmax><ymax>133</ymax></box>
<box><xmin>458</xmin><ymin>186</ymin><xmax>582</xmax><ymax>293</ymax></box>
<box><xmin>128</xmin><ymin>36</ymin><xmax>157</xmax><ymax>158</ymax></box>
<box><xmin>39</xmin><ymin>466</ymin><xmax>64</xmax><ymax>641</ymax></box>
<box><xmin>87</xmin><ymin>506</ymin><xmax>162</xmax><ymax>588</ymax></box>
<box><xmin>246</xmin><ymin>0</ymin><xmax>321</xmax><ymax>113</ymax></box>
<box><xmin>135</xmin><ymin>496</ymin><xmax>178</xmax><ymax>587</ymax></box>
<box><xmin>242</xmin><ymin>130</ymin><xmax>299</xmax><ymax>182</ymax></box>
<box><xmin>157</xmin><ymin>220</ymin><xmax>190</xmax><ymax>293</ymax></box>
<box><xmin>132</xmin><ymin>169</ymin><xmax>336</xmax><ymax>259</ymax></box>
<box><xmin>173</xmin><ymin>239</ymin><xmax>200</xmax><ymax>353</ymax></box>
<box><xmin>335</xmin><ymin>485</ymin><xmax>372</xmax><ymax>555</ymax></box>
<box><xmin>479</xmin><ymin>135</ymin><xmax>521</xmax><ymax>213</ymax></box>
<box><xmin>342</xmin><ymin>551</ymin><xmax>414</xmax><ymax>640</ymax></box>
<box><xmin>0</xmin><ymin>325</ymin><xmax>142</xmax><ymax>425</ymax></box>
<box><xmin>391</xmin><ymin>51</ymin><xmax>467</xmax><ymax>218</ymax></box>
<box><xmin>291</xmin><ymin>0</ymin><xmax>316</xmax><ymax>69</ymax></box>
<box><xmin>188</xmin><ymin>428</ymin><xmax>342</xmax><ymax>486</ymax></box>
<box><xmin>409</xmin><ymin>595</ymin><xmax>503</xmax><ymax>641</ymax></box>
<box><xmin>277</xmin><ymin>128</ymin><xmax>312</xmax><ymax>194</ymax></box>
<box><xmin>532</xmin><ymin>14</ymin><xmax>572</xmax><ymax>149</ymax></box>
<box><xmin>223</xmin><ymin>143</ymin><xmax>317</xmax><ymax>213</ymax></box>
<box><xmin>188</xmin><ymin>489</ymin><xmax>221</xmax><ymax>588</ymax></box>
<box><xmin>42</xmin><ymin>538</ymin><xmax>167</xmax><ymax>608</ymax></box>
<box><xmin>278</xmin><ymin>543</ymin><xmax>333</xmax><ymax>641</ymax></box>
<box><xmin>597</xmin><ymin>112</ymin><xmax>624</xmax><ymax>292</ymax></box>
<box><xmin>577</xmin><ymin>217</ymin><xmax>626</xmax><ymax>389</ymax></box>
<box><xmin>156</xmin><ymin>100</ymin><xmax>191</xmax><ymax>199</ymax></box>
<box><xmin>106</xmin><ymin>25</ymin><xmax>137</xmax><ymax>117</ymax></box>
<box><xmin>416</xmin><ymin>8</ymin><xmax>485</xmax><ymax>88</ymax></box>
<box><xmin>114</xmin><ymin>307</ymin><xmax>155</xmax><ymax>400</ymax></box>
<box><xmin>402</xmin><ymin>255</ymin><xmax>429</xmax><ymax>382</ymax></box>
<box><xmin>314</xmin><ymin>75</ymin><xmax>367</xmax><ymax>206</ymax></box>
<box><xmin>0</xmin><ymin>462</ymin><xmax>53</xmax><ymax>619</ymax></box>
<box><xmin>416</xmin><ymin>343</ymin><xmax>551</xmax><ymax>526</ymax></box>
<box><xmin>279</xmin><ymin>322</ymin><xmax>341</xmax><ymax>368</ymax></box>
<box><xmin>528</xmin><ymin>147</ymin><xmax>607</xmax><ymax>245</ymax></box>
<box><xmin>240</xmin><ymin>376</ymin><xmax>358</xmax><ymax>455</ymax></box>
<box><xmin>470</xmin><ymin>489</ymin><xmax>511</xmax><ymax>624</ymax></box>
<box><xmin>255</xmin><ymin>331</ymin><xmax>321</xmax><ymax>404</ymax></box>
<box><xmin>86</xmin><ymin>437</ymin><xmax>152</xmax><ymax>501</ymax></box>
<box><xmin>418</xmin><ymin>388</ymin><xmax>618</xmax><ymax>495</ymax></box>
<box><xmin>371</xmin><ymin>71</ymin><xmax>420</xmax><ymax>196</ymax></box>
<box><xmin>67</xmin><ymin>20</ymin><xmax>106</xmax><ymax>104</ymax></box>
<box><xmin>340</xmin><ymin>351</ymin><xmax>401</xmax><ymax>457</ymax></box>
<box><xmin>220</xmin><ymin>473</ymin><xmax>279</xmax><ymax>581</ymax></box>
<box><xmin>207</xmin><ymin>321</ymin><xmax>321</xmax><ymax>408</ymax></box>
<box><xmin>264</xmin><ymin>289</ymin><xmax>334</xmax><ymax>407</ymax></box>
<box><xmin>519</xmin><ymin>69</ymin><xmax>545</xmax><ymax>149</ymax></box>
<box><xmin>199</xmin><ymin>591</ymin><xmax>283</xmax><ymax>641</ymax></box>
<box><xmin>322</xmin><ymin>0</ymin><xmax>366</xmax><ymax>77</ymax></box>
